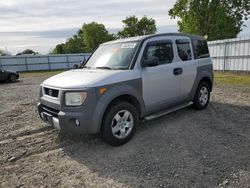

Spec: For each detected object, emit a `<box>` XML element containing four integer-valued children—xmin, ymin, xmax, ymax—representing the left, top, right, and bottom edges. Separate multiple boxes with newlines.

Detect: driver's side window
<box><xmin>142</xmin><ymin>42</ymin><xmax>174</xmax><ymax>65</ymax></box>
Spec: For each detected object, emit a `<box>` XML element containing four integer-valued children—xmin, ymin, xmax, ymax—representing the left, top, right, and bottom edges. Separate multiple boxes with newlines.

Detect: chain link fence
<box><xmin>0</xmin><ymin>53</ymin><xmax>90</xmax><ymax>72</ymax></box>
<box><xmin>208</xmin><ymin>37</ymin><xmax>250</xmax><ymax>71</ymax></box>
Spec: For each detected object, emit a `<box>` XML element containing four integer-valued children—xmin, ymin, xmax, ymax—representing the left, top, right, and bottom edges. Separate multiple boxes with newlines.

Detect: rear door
<box><xmin>139</xmin><ymin>39</ymin><xmax>182</xmax><ymax>113</ymax></box>
<box><xmin>175</xmin><ymin>39</ymin><xmax>197</xmax><ymax>98</ymax></box>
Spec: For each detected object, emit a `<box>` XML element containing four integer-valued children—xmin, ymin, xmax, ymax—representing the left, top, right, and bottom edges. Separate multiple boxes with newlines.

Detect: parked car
<box><xmin>0</xmin><ymin>69</ymin><xmax>19</xmax><ymax>82</ymax></box>
<box><xmin>37</xmin><ymin>33</ymin><xmax>213</xmax><ymax>146</ymax></box>
<box><xmin>72</xmin><ymin>59</ymin><xmax>86</xmax><ymax>69</ymax></box>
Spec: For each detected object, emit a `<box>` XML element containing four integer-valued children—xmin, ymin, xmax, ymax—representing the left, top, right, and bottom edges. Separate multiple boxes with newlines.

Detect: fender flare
<box><xmin>91</xmin><ymin>84</ymin><xmax>146</xmax><ymax>133</ymax></box>
<box><xmin>189</xmin><ymin>70</ymin><xmax>213</xmax><ymax>100</ymax></box>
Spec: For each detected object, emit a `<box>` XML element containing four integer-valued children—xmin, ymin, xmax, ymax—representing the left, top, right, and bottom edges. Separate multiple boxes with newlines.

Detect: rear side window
<box><xmin>176</xmin><ymin>40</ymin><xmax>192</xmax><ymax>61</ymax></box>
<box><xmin>143</xmin><ymin>42</ymin><xmax>174</xmax><ymax>65</ymax></box>
<box><xmin>192</xmin><ymin>40</ymin><xmax>210</xmax><ymax>59</ymax></box>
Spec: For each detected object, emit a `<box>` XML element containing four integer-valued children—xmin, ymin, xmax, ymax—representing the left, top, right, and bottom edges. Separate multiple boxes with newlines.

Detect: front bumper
<box><xmin>37</xmin><ymin>103</ymin><xmax>88</xmax><ymax>133</ymax></box>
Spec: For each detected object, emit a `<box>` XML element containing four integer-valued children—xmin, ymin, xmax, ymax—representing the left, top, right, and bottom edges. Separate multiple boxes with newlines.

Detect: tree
<box><xmin>117</xmin><ymin>16</ymin><xmax>157</xmax><ymax>38</ymax></box>
<box><xmin>0</xmin><ymin>49</ymin><xmax>11</xmax><ymax>56</ymax></box>
<box><xmin>169</xmin><ymin>0</ymin><xmax>250</xmax><ymax>41</ymax></box>
<box><xmin>52</xmin><ymin>43</ymin><xmax>66</xmax><ymax>54</ymax></box>
<box><xmin>52</xmin><ymin>29</ymin><xmax>84</xmax><ymax>54</ymax></box>
<box><xmin>52</xmin><ymin>22</ymin><xmax>114</xmax><ymax>54</ymax></box>
<box><xmin>64</xmin><ymin>34</ymin><xmax>84</xmax><ymax>53</ymax></box>
<box><xmin>16</xmin><ymin>49</ymin><xmax>38</xmax><ymax>56</ymax></box>
<box><xmin>82</xmin><ymin>22</ymin><xmax>115</xmax><ymax>52</ymax></box>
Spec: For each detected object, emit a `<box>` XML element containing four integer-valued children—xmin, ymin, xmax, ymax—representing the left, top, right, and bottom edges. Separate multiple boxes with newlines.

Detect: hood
<box><xmin>4</xmin><ymin>69</ymin><xmax>17</xmax><ymax>74</ymax></box>
<box><xmin>42</xmin><ymin>69</ymin><xmax>140</xmax><ymax>89</ymax></box>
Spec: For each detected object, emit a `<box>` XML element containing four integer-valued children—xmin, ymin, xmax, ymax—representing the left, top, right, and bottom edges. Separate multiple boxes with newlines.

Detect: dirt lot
<box><xmin>0</xmin><ymin>72</ymin><xmax>249</xmax><ymax>188</ymax></box>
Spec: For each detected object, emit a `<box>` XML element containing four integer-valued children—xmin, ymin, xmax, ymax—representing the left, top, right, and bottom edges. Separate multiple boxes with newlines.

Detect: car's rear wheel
<box><xmin>8</xmin><ymin>74</ymin><xmax>17</xmax><ymax>82</ymax></box>
<box><xmin>193</xmin><ymin>81</ymin><xmax>210</xmax><ymax>110</ymax></box>
<box><xmin>73</xmin><ymin>64</ymin><xmax>79</xmax><ymax>69</ymax></box>
<box><xmin>101</xmin><ymin>101</ymin><xmax>138</xmax><ymax>146</ymax></box>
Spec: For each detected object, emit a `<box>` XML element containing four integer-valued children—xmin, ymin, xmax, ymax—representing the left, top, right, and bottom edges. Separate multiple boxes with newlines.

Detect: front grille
<box><xmin>44</xmin><ymin>87</ymin><xmax>59</xmax><ymax>98</ymax></box>
<box><xmin>42</xmin><ymin>105</ymin><xmax>59</xmax><ymax>117</ymax></box>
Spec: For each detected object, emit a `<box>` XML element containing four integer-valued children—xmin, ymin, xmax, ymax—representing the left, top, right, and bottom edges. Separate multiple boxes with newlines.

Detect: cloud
<box><xmin>0</xmin><ymin>0</ymin><xmax>249</xmax><ymax>54</ymax></box>
<box><xmin>0</xmin><ymin>28</ymin><xmax>79</xmax><ymax>39</ymax></box>
<box><xmin>0</xmin><ymin>0</ymin><xmax>177</xmax><ymax>31</ymax></box>
<box><xmin>0</xmin><ymin>0</ymin><xmax>179</xmax><ymax>54</ymax></box>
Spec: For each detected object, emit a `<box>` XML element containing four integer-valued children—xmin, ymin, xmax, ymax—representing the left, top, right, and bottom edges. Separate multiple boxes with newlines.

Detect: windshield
<box><xmin>84</xmin><ymin>42</ymin><xmax>138</xmax><ymax>69</ymax></box>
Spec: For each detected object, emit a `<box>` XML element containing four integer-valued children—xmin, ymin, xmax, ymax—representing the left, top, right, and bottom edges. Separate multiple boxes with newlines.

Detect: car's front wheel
<box><xmin>193</xmin><ymin>81</ymin><xmax>210</xmax><ymax>110</ymax></box>
<box><xmin>8</xmin><ymin>74</ymin><xmax>18</xmax><ymax>82</ymax></box>
<box><xmin>101</xmin><ymin>101</ymin><xmax>138</xmax><ymax>146</ymax></box>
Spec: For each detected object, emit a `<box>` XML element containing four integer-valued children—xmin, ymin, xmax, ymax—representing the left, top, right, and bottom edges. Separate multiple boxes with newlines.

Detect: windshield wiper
<box><xmin>95</xmin><ymin>66</ymin><xmax>112</xmax><ymax>70</ymax></box>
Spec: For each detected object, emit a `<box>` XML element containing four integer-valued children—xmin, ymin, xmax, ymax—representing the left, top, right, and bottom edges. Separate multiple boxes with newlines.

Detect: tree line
<box><xmin>0</xmin><ymin>49</ymin><xmax>39</xmax><ymax>56</ymax></box>
<box><xmin>52</xmin><ymin>16</ymin><xmax>157</xmax><ymax>54</ymax></box>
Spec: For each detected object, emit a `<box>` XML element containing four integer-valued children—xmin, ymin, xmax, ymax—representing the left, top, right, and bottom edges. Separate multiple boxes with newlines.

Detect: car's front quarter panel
<box><xmin>92</xmin><ymin>78</ymin><xmax>145</xmax><ymax>133</ymax></box>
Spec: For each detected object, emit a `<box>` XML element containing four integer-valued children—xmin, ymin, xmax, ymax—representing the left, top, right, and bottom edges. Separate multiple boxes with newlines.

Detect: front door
<box><xmin>140</xmin><ymin>40</ymin><xmax>182</xmax><ymax>113</ymax></box>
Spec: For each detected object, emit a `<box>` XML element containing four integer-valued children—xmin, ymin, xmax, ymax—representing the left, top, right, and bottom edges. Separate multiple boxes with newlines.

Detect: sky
<box><xmin>0</xmin><ymin>0</ymin><xmax>249</xmax><ymax>55</ymax></box>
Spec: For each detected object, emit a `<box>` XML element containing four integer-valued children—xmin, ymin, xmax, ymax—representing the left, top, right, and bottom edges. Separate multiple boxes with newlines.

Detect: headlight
<box><xmin>65</xmin><ymin>92</ymin><xmax>87</xmax><ymax>106</ymax></box>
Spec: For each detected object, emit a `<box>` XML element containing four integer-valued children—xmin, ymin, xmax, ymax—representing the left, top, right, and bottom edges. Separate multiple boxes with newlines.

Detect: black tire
<box><xmin>193</xmin><ymin>81</ymin><xmax>210</xmax><ymax>110</ymax></box>
<box><xmin>8</xmin><ymin>74</ymin><xmax>17</xmax><ymax>82</ymax></box>
<box><xmin>73</xmin><ymin>64</ymin><xmax>79</xmax><ymax>69</ymax></box>
<box><xmin>101</xmin><ymin>101</ymin><xmax>138</xmax><ymax>146</ymax></box>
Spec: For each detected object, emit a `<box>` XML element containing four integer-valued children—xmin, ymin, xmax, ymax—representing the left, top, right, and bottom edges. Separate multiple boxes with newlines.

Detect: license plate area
<box><xmin>41</xmin><ymin>112</ymin><xmax>53</xmax><ymax>125</ymax></box>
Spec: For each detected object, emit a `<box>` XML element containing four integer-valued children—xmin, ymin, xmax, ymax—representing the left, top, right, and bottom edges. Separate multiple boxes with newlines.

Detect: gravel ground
<box><xmin>0</xmin><ymin>74</ymin><xmax>249</xmax><ymax>188</ymax></box>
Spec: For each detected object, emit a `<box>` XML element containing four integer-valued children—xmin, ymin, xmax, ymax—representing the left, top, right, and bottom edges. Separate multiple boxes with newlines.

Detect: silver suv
<box><xmin>37</xmin><ymin>33</ymin><xmax>213</xmax><ymax>146</ymax></box>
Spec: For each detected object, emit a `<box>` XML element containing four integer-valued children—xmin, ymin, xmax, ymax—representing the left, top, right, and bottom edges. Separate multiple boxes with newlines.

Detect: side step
<box><xmin>143</xmin><ymin>101</ymin><xmax>193</xmax><ymax>121</ymax></box>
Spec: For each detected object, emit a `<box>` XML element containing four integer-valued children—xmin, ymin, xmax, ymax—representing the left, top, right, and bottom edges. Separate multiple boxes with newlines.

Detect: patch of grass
<box><xmin>20</xmin><ymin>70</ymin><xmax>64</xmax><ymax>78</ymax></box>
<box><xmin>214</xmin><ymin>72</ymin><xmax>250</xmax><ymax>86</ymax></box>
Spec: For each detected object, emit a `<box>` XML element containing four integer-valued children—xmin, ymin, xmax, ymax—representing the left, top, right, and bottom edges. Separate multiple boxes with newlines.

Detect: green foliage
<box><xmin>52</xmin><ymin>16</ymin><xmax>156</xmax><ymax>54</ymax></box>
<box><xmin>52</xmin><ymin>43</ymin><xmax>66</xmax><ymax>54</ymax></box>
<box><xmin>82</xmin><ymin>22</ymin><xmax>115</xmax><ymax>52</ymax></box>
<box><xmin>64</xmin><ymin>34</ymin><xmax>84</xmax><ymax>53</ymax></box>
<box><xmin>52</xmin><ymin>29</ymin><xmax>84</xmax><ymax>54</ymax></box>
<box><xmin>169</xmin><ymin>0</ymin><xmax>250</xmax><ymax>40</ymax></box>
<box><xmin>117</xmin><ymin>16</ymin><xmax>157</xmax><ymax>38</ymax></box>
<box><xmin>52</xmin><ymin>23</ymin><xmax>114</xmax><ymax>54</ymax></box>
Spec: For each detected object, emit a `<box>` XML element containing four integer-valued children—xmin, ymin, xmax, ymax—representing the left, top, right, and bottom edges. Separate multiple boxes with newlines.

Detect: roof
<box><xmin>102</xmin><ymin>33</ymin><xmax>205</xmax><ymax>45</ymax></box>
<box><xmin>103</xmin><ymin>35</ymin><xmax>151</xmax><ymax>45</ymax></box>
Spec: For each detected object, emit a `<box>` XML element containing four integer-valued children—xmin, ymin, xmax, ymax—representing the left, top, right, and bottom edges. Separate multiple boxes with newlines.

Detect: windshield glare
<box><xmin>85</xmin><ymin>42</ymin><xmax>138</xmax><ymax>69</ymax></box>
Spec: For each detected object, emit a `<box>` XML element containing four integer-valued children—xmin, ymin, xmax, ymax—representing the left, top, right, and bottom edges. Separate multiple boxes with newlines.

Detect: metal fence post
<box><xmin>25</xmin><ymin>56</ymin><xmax>28</xmax><ymax>71</ymax></box>
<box><xmin>247</xmin><ymin>38</ymin><xmax>250</xmax><ymax>71</ymax></box>
<box><xmin>0</xmin><ymin>57</ymin><xmax>2</xmax><ymax>69</ymax></box>
<box><xmin>66</xmin><ymin>55</ymin><xmax>70</xmax><ymax>69</ymax></box>
<box><xmin>48</xmin><ymin>56</ymin><xmax>51</xmax><ymax>70</ymax></box>
<box><xmin>223</xmin><ymin>42</ymin><xmax>227</xmax><ymax>71</ymax></box>
<box><xmin>242</xmin><ymin>38</ymin><xmax>245</xmax><ymax>71</ymax></box>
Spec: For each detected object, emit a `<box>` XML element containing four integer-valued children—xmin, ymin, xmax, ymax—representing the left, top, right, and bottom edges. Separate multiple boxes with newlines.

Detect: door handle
<box><xmin>173</xmin><ymin>68</ymin><xmax>183</xmax><ymax>75</ymax></box>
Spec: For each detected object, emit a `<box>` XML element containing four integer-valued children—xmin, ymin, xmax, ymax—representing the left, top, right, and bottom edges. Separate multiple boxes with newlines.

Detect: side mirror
<box><xmin>142</xmin><ymin>57</ymin><xmax>159</xmax><ymax>67</ymax></box>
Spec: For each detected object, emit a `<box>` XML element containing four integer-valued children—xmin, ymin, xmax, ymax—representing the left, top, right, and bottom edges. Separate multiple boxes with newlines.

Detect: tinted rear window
<box><xmin>176</xmin><ymin>39</ymin><xmax>192</xmax><ymax>61</ymax></box>
<box><xmin>192</xmin><ymin>40</ymin><xmax>210</xmax><ymax>59</ymax></box>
